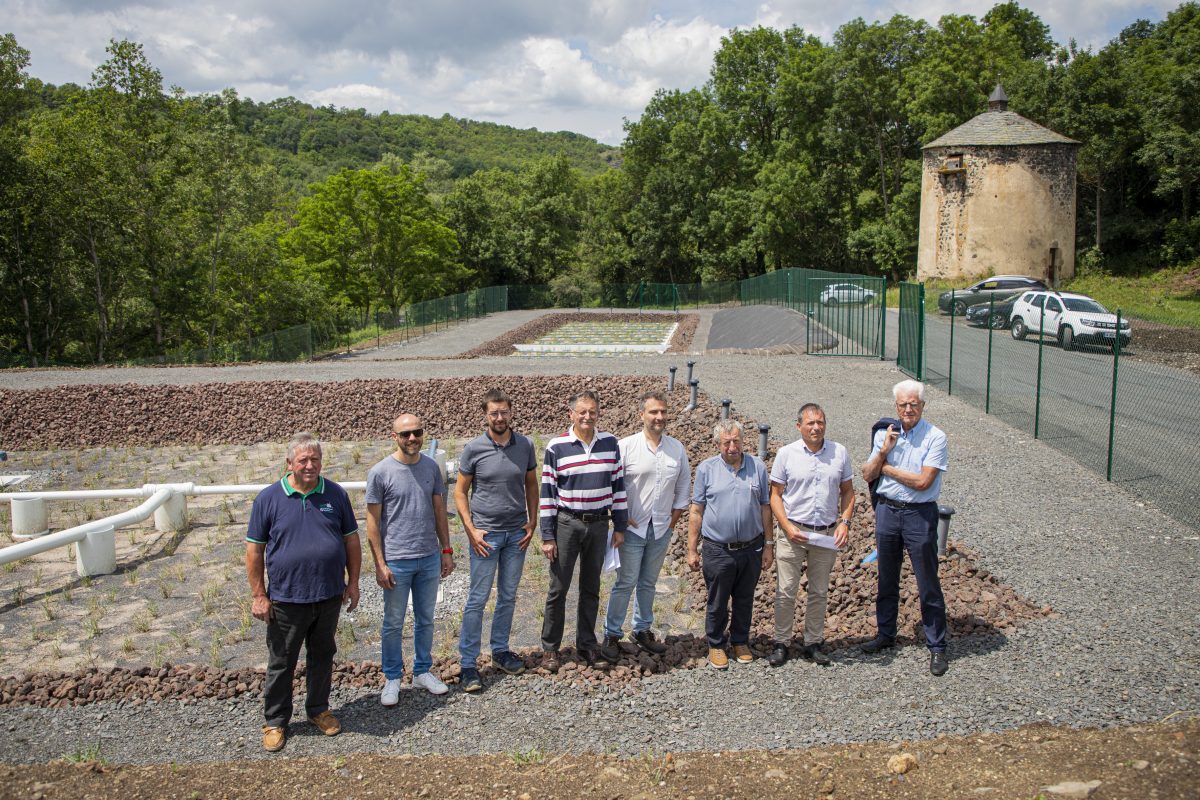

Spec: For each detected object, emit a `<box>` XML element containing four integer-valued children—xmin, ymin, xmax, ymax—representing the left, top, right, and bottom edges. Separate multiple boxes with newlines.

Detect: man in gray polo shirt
<box><xmin>768</xmin><ymin>403</ymin><xmax>854</xmax><ymax>668</ymax></box>
<box><xmin>455</xmin><ymin>388</ymin><xmax>539</xmax><ymax>692</ymax></box>
<box><xmin>366</xmin><ymin>413</ymin><xmax>455</xmax><ymax>707</ymax></box>
<box><xmin>686</xmin><ymin>419</ymin><xmax>773</xmax><ymax>669</ymax></box>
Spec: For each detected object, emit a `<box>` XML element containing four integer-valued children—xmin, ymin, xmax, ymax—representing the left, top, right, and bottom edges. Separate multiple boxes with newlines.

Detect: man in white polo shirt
<box><xmin>768</xmin><ymin>403</ymin><xmax>853</xmax><ymax>668</ymax></box>
<box><xmin>600</xmin><ymin>390</ymin><xmax>690</xmax><ymax>661</ymax></box>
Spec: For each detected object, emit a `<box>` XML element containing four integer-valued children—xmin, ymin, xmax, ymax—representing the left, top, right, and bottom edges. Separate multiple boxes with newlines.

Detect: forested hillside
<box><xmin>1</xmin><ymin>2</ymin><xmax>1197</xmax><ymax>365</ymax></box>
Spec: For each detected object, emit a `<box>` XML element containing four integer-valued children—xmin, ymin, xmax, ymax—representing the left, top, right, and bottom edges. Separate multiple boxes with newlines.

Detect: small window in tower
<box><xmin>938</xmin><ymin>154</ymin><xmax>965</xmax><ymax>174</ymax></box>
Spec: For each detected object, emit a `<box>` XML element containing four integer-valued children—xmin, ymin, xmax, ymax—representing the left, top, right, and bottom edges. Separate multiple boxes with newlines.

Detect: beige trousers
<box><xmin>773</xmin><ymin>532</ymin><xmax>838</xmax><ymax>645</ymax></box>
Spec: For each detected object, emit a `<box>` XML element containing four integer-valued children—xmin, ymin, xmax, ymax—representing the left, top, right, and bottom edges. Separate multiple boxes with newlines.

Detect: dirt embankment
<box><xmin>2</xmin><ymin>718</ymin><xmax>1196</xmax><ymax>800</ymax></box>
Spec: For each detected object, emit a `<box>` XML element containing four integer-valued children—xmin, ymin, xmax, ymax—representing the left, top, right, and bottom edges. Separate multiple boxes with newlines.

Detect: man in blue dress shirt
<box><xmin>861</xmin><ymin>380</ymin><xmax>950</xmax><ymax>676</ymax></box>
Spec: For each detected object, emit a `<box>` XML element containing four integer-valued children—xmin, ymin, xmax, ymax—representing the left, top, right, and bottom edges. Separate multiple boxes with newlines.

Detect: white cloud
<box><xmin>0</xmin><ymin>0</ymin><xmax>1185</xmax><ymax>144</ymax></box>
<box><xmin>600</xmin><ymin>15</ymin><xmax>726</xmax><ymax>91</ymax></box>
<box><xmin>304</xmin><ymin>83</ymin><xmax>408</xmax><ymax>113</ymax></box>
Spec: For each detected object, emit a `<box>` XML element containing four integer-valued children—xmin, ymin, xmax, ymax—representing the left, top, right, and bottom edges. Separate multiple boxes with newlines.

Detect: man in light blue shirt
<box><xmin>861</xmin><ymin>380</ymin><xmax>950</xmax><ymax>676</ymax></box>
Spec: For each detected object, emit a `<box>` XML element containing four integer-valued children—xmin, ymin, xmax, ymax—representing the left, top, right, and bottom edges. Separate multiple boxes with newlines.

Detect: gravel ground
<box><xmin>1</xmin><ymin>308</ymin><xmax>1198</xmax><ymax>765</ymax></box>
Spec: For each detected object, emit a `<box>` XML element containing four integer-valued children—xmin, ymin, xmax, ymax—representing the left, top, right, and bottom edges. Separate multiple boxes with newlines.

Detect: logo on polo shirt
<box><xmin>318</xmin><ymin>502</ymin><xmax>336</xmax><ymax>515</ymax></box>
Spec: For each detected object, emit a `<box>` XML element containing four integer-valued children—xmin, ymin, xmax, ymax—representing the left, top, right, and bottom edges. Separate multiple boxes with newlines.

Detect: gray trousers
<box><xmin>541</xmin><ymin>511</ymin><xmax>609</xmax><ymax>651</ymax></box>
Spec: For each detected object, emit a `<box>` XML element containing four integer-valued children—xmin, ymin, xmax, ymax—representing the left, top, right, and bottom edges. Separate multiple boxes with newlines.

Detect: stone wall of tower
<box><xmin>917</xmin><ymin>143</ymin><xmax>1078</xmax><ymax>285</ymax></box>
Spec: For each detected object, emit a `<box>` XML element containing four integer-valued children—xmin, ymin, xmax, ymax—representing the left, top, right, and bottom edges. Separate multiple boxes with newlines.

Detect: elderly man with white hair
<box><xmin>860</xmin><ymin>380</ymin><xmax>950</xmax><ymax>676</ymax></box>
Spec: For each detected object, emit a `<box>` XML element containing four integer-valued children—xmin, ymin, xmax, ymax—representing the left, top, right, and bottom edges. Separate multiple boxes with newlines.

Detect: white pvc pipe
<box><xmin>0</xmin><ymin>488</ymin><xmax>174</xmax><ymax>566</ymax></box>
<box><xmin>2</xmin><ymin>480</ymin><xmax>370</xmax><ymax>502</ymax></box>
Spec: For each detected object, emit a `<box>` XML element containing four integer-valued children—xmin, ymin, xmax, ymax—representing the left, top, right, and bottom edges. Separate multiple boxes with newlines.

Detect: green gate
<box><xmin>804</xmin><ymin>277</ymin><xmax>887</xmax><ymax>358</ymax></box>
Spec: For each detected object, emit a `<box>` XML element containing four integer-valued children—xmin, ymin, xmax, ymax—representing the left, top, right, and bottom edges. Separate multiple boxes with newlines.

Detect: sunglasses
<box><xmin>393</xmin><ymin>429</ymin><xmax>424</xmax><ymax>439</ymax></box>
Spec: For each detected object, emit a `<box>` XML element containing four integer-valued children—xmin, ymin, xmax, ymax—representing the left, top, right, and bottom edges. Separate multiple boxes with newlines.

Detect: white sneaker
<box><xmin>380</xmin><ymin>677</ymin><xmax>402</xmax><ymax>707</ymax></box>
<box><xmin>412</xmin><ymin>671</ymin><xmax>449</xmax><ymax>695</ymax></box>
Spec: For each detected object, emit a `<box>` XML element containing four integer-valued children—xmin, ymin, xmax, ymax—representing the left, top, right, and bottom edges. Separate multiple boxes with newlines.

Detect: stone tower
<box><xmin>917</xmin><ymin>85</ymin><xmax>1080</xmax><ymax>286</ymax></box>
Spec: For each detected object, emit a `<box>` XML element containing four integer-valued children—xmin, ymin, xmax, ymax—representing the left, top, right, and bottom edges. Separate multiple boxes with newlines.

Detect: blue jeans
<box><xmin>381</xmin><ymin>553</ymin><xmax>441</xmax><ymax>679</ymax></box>
<box><xmin>604</xmin><ymin>522</ymin><xmax>672</xmax><ymax>639</ymax></box>
<box><xmin>459</xmin><ymin>529</ymin><xmax>528</xmax><ymax>668</ymax></box>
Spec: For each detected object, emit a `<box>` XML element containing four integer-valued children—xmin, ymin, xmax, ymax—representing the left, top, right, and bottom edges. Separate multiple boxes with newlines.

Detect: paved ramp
<box><xmin>706</xmin><ymin>306</ymin><xmax>835</xmax><ymax>352</ymax></box>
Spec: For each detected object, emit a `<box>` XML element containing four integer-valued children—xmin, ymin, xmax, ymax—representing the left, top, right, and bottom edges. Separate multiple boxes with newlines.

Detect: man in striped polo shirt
<box><xmin>539</xmin><ymin>390</ymin><xmax>628</xmax><ymax>670</ymax></box>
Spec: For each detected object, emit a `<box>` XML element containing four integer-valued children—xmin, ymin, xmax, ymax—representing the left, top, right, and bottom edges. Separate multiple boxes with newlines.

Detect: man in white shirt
<box><xmin>768</xmin><ymin>403</ymin><xmax>853</xmax><ymax>668</ymax></box>
<box><xmin>600</xmin><ymin>390</ymin><xmax>691</xmax><ymax>661</ymax></box>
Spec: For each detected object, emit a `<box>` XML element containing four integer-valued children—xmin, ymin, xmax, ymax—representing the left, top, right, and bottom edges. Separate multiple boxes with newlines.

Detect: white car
<box><xmin>820</xmin><ymin>283</ymin><xmax>877</xmax><ymax>305</ymax></box>
<box><xmin>1008</xmin><ymin>291</ymin><xmax>1131</xmax><ymax>351</ymax></box>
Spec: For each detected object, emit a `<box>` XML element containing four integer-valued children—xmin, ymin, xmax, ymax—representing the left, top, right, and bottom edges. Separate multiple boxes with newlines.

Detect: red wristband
<box><xmin>442</xmin><ymin>548</ymin><xmax>453</xmax><ymax>555</ymax></box>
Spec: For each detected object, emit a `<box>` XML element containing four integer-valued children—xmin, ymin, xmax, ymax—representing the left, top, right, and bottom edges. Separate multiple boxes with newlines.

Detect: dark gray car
<box><xmin>938</xmin><ymin>275</ymin><xmax>1048</xmax><ymax>315</ymax></box>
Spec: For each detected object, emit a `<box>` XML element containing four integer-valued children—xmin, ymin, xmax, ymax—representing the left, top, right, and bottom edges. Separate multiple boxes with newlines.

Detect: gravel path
<box><xmin>1</xmin><ymin>309</ymin><xmax>1198</xmax><ymax>765</ymax></box>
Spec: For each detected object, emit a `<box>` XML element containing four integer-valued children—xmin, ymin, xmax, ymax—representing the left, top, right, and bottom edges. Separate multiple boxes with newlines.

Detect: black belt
<box><xmin>703</xmin><ymin>535</ymin><xmax>763</xmax><ymax>551</ymax></box>
<box><xmin>879</xmin><ymin>496</ymin><xmax>934</xmax><ymax>510</ymax></box>
<box><xmin>559</xmin><ymin>508</ymin><xmax>610</xmax><ymax>523</ymax></box>
<box><xmin>792</xmin><ymin>520</ymin><xmax>836</xmax><ymax>532</ymax></box>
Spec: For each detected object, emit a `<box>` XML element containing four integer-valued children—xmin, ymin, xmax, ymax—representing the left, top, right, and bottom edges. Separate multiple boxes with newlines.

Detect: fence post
<box><xmin>1035</xmin><ymin>302</ymin><xmax>1045</xmax><ymax>439</ymax></box>
<box><xmin>917</xmin><ymin>283</ymin><xmax>925</xmax><ymax>379</ymax></box>
<box><xmin>947</xmin><ymin>290</ymin><xmax>955</xmax><ymax>395</ymax></box>
<box><xmin>985</xmin><ymin>296</ymin><xmax>994</xmax><ymax>413</ymax></box>
<box><xmin>879</xmin><ymin>277</ymin><xmax>888</xmax><ymax>361</ymax></box>
<box><xmin>1107</xmin><ymin>310</ymin><xmax>1122</xmax><ymax>481</ymax></box>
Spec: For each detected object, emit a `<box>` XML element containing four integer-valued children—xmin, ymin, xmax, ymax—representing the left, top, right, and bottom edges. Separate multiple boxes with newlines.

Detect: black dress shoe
<box><xmin>929</xmin><ymin>651</ymin><xmax>949</xmax><ymax>676</ymax></box>
<box><xmin>579</xmin><ymin>647</ymin><xmax>608</xmax><ymax>668</ymax></box>
<box><xmin>767</xmin><ymin>644</ymin><xmax>789</xmax><ymax>667</ymax></box>
<box><xmin>800</xmin><ymin>643</ymin><xmax>832</xmax><ymax>666</ymax></box>
<box><xmin>861</xmin><ymin>635</ymin><xmax>896</xmax><ymax>654</ymax></box>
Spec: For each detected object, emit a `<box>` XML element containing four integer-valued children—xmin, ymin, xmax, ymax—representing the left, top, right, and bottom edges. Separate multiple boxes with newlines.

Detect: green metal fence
<box><xmin>105</xmin><ymin>271</ymin><xmax>887</xmax><ymax>367</ymax></box>
<box><xmin>925</xmin><ymin>290</ymin><xmax>1200</xmax><ymax>530</ymax></box>
<box><xmin>897</xmin><ymin>282</ymin><xmax>925</xmax><ymax>379</ymax></box>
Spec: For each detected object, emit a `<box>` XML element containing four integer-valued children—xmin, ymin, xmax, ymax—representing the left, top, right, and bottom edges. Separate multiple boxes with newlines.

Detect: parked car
<box><xmin>964</xmin><ymin>292</ymin><xmax>1023</xmax><ymax>329</ymax></box>
<box><xmin>938</xmin><ymin>275</ymin><xmax>1048</xmax><ymax>315</ymax></box>
<box><xmin>820</xmin><ymin>283</ymin><xmax>877</xmax><ymax>305</ymax></box>
<box><xmin>1009</xmin><ymin>291</ymin><xmax>1132</xmax><ymax>350</ymax></box>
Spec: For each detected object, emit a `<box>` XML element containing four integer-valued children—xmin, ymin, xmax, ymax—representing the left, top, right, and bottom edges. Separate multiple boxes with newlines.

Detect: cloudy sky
<box><xmin>3</xmin><ymin>0</ymin><xmax>1181</xmax><ymax>144</ymax></box>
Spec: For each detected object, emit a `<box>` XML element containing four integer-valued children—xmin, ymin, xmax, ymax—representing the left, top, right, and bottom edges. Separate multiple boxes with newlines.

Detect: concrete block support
<box><xmin>153</xmin><ymin>492</ymin><xmax>187</xmax><ymax>533</ymax></box>
<box><xmin>11</xmin><ymin>497</ymin><xmax>49</xmax><ymax>539</ymax></box>
<box><xmin>76</xmin><ymin>524</ymin><xmax>116</xmax><ymax>577</ymax></box>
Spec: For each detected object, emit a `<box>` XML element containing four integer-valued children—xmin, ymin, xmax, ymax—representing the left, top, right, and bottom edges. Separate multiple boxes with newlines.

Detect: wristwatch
<box><xmin>838</xmin><ymin>517</ymin><xmax>851</xmax><ymax>526</ymax></box>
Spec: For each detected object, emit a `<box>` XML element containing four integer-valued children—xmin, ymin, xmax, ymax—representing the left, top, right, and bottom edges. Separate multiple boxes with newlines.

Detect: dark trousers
<box><xmin>874</xmin><ymin>502</ymin><xmax>947</xmax><ymax>652</ymax></box>
<box><xmin>264</xmin><ymin>595</ymin><xmax>342</xmax><ymax>727</ymax></box>
<box><xmin>541</xmin><ymin>512</ymin><xmax>608</xmax><ymax>651</ymax></box>
<box><xmin>701</xmin><ymin>537</ymin><xmax>763</xmax><ymax>648</ymax></box>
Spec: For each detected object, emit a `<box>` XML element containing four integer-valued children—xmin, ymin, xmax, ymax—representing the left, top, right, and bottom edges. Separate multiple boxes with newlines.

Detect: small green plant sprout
<box><xmin>507</xmin><ymin>747</ymin><xmax>544</xmax><ymax>766</ymax></box>
<box><xmin>64</xmin><ymin>741</ymin><xmax>105</xmax><ymax>765</ymax></box>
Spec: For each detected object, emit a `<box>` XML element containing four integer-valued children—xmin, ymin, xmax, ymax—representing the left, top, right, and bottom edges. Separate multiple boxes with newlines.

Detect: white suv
<box><xmin>1009</xmin><ymin>291</ymin><xmax>1131</xmax><ymax>351</ymax></box>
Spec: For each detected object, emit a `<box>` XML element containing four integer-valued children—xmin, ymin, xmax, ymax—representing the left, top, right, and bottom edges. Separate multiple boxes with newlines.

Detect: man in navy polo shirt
<box><xmin>246</xmin><ymin>433</ymin><xmax>361</xmax><ymax>753</ymax></box>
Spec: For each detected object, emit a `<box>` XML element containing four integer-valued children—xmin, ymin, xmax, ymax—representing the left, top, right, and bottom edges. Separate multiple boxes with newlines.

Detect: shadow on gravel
<box><xmin>336</xmin><ymin>692</ymin><xmax>438</xmax><ymax>738</ymax></box>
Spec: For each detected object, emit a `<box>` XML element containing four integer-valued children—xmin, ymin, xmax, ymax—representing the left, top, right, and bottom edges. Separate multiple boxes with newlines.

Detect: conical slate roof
<box><xmin>924</xmin><ymin>109</ymin><xmax>1078</xmax><ymax>148</ymax></box>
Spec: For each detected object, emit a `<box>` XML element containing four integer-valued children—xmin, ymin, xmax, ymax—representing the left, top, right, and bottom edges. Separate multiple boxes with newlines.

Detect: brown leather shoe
<box><xmin>542</xmin><ymin>649</ymin><xmax>561</xmax><ymax>673</ymax></box>
<box><xmin>262</xmin><ymin>725</ymin><xmax>286</xmax><ymax>752</ymax></box>
<box><xmin>307</xmin><ymin>711</ymin><xmax>341</xmax><ymax>736</ymax></box>
<box><xmin>707</xmin><ymin>647</ymin><xmax>729</xmax><ymax>669</ymax></box>
<box><xmin>732</xmin><ymin>644</ymin><xmax>753</xmax><ymax>663</ymax></box>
